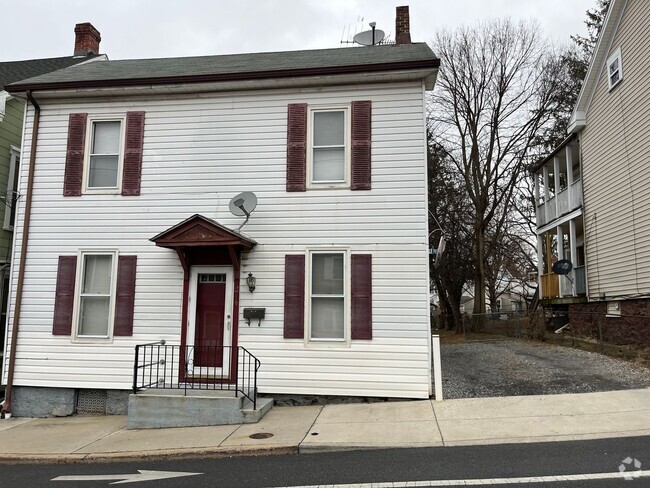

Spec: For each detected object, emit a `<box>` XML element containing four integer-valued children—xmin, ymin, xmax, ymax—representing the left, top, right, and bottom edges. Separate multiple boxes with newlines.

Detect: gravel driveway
<box><xmin>440</xmin><ymin>339</ymin><xmax>650</xmax><ymax>399</ymax></box>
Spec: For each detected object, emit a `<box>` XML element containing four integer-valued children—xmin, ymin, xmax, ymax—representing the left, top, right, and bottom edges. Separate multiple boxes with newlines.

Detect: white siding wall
<box><xmin>581</xmin><ymin>0</ymin><xmax>650</xmax><ymax>300</ymax></box>
<box><xmin>2</xmin><ymin>81</ymin><xmax>431</xmax><ymax>398</ymax></box>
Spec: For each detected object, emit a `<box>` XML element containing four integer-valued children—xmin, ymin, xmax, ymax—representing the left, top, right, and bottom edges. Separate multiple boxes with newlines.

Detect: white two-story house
<box><xmin>2</xmin><ymin>7</ymin><xmax>439</xmax><ymax>418</ymax></box>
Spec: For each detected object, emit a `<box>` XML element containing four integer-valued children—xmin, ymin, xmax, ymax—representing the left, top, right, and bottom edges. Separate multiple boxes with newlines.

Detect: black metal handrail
<box><xmin>132</xmin><ymin>342</ymin><xmax>261</xmax><ymax>409</ymax></box>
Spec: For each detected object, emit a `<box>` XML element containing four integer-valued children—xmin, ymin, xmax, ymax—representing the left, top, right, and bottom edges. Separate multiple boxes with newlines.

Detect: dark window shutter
<box><xmin>351</xmin><ymin>101</ymin><xmax>372</xmax><ymax>191</ymax></box>
<box><xmin>286</xmin><ymin>103</ymin><xmax>307</xmax><ymax>192</ymax></box>
<box><xmin>63</xmin><ymin>113</ymin><xmax>87</xmax><ymax>196</ymax></box>
<box><xmin>122</xmin><ymin>112</ymin><xmax>145</xmax><ymax>196</ymax></box>
<box><xmin>53</xmin><ymin>256</ymin><xmax>77</xmax><ymax>335</ymax></box>
<box><xmin>114</xmin><ymin>255</ymin><xmax>137</xmax><ymax>336</ymax></box>
<box><xmin>351</xmin><ymin>254</ymin><xmax>372</xmax><ymax>339</ymax></box>
<box><xmin>284</xmin><ymin>254</ymin><xmax>305</xmax><ymax>338</ymax></box>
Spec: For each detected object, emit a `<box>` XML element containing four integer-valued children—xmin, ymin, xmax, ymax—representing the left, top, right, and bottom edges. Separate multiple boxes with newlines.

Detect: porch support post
<box><xmin>556</xmin><ymin>225</ymin><xmax>565</xmax><ymax>297</ymax></box>
<box><xmin>569</xmin><ymin>218</ymin><xmax>578</xmax><ymax>296</ymax></box>
<box><xmin>537</xmin><ymin>233</ymin><xmax>544</xmax><ymax>298</ymax></box>
<box><xmin>553</xmin><ymin>156</ymin><xmax>561</xmax><ymax>217</ymax></box>
<box><xmin>534</xmin><ymin>173</ymin><xmax>541</xmax><ymax>225</ymax></box>
<box><xmin>542</xmin><ymin>165</ymin><xmax>550</xmax><ymax>202</ymax></box>
<box><xmin>566</xmin><ymin>144</ymin><xmax>574</xmax><ymax>206</ymax></box>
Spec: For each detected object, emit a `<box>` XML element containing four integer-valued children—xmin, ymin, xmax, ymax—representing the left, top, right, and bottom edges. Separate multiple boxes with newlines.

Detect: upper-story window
<box><xmin>4</xmin><ymin>146</ymin><xmax>20</xmax><ymax>230</ymax></box>
<box><xmin>63</xmin><ymin>112</ymin><xmax>145</xmax><ymax>197</ymax></box>
<box><xmin>85</xmin><ymin>118</ymin><xmax>124</xmax><ymax>192</ymax></box>
<box><xmin>309</xmin><ymin>107</ymin><xmax>350</xmax><ymax>188</ymax></box>
<box><xmin>607</xmin><ymin>48</ymin><xmax>623</xmax><ymax>90</ymax></box>
<box><xmin>286</xmin><ymin>101</ymin><xmax>371</xmax><ymax>192</ymax></box>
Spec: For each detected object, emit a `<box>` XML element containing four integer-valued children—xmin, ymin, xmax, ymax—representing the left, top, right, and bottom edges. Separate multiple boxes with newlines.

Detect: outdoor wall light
<box><xmin>247</xmin><ymin>272</ymin><xmax>256</xmax><ymax>293</ymax></box>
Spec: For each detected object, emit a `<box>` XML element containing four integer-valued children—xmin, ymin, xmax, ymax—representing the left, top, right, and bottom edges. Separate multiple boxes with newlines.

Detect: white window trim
<box><xmin>606</xmin><ymin>47</ymin><xmax>623</xmax><ymax>91</ymax></box>
<box><xmin>83</xmin><ymin>116</ymin><xmax>126</xmax><ymax>194</ymax></box>
<box><xmin>306</xmin><ymin>104</ymin><xmax>351</xmax><ymax>189</ymax></box>
<box><xmin>3</xmin><ymin>145</ymin><xmax>20</xmax><ymax>231</ymax></box>
<box><xmin>0</xmin><ymin>91</ymin><xmax>8</xmax><ymax>122</ymax></box>
<box><xmin>305</xmin><ymin>248</ymin><xmax>351</xmax><ymax>347</ymax></box>
<box><xmin>71</xmin><ymin>249</ymin><xmax>119</xmax><ymax>343</ymax></box>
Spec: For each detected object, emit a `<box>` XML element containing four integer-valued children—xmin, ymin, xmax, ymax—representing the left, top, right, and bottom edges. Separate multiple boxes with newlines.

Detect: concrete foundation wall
<box><xmin>11</xmin><ymin>387</ymin><xmax>131</xmax><ymax>418</ymax></box>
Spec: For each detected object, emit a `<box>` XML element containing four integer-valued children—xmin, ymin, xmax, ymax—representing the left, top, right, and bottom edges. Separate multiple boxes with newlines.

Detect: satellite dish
<box><xmin>353</xmin><ymin>28</ymin><xmax>385</xmax><ymax>46</ymax></box>
<box><xmin>228</xmin><ymin>192</ymin><xmax>257</xmax><ymax>231</ymax></box>
<box><xmin>552</xmin><ymin>259</ymin><xmax>573</xmax><ymax>275</ymax></box>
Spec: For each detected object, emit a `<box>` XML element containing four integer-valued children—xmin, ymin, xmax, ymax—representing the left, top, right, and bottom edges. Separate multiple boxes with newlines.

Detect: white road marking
<box><xmin>272</xmin><ymin>469</ymin><xmax>650</xmax><ymax>487</ymax></box>
<box><xmin>51</xmin><ymin>470</ymin><xmax>202</xmax><ymax>485</ymax></box>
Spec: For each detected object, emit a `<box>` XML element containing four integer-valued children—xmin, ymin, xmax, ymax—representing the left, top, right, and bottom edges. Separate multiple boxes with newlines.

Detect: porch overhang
<box><xmin>150</xmin><ymin>214</ymin><xmax>256</xmax><ymax>271</ymax></box>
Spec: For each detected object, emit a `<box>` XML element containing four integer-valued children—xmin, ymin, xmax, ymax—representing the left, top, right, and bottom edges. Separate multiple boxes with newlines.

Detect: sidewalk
<box><xmin>0</xmin><ymin>388</ymin><xmax>648</xmax><ymax>462</ymax></box>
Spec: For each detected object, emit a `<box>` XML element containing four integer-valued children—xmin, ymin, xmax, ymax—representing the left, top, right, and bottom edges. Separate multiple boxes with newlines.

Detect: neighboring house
<box><xmin>0</xmin><ymin>23</ymin><xmax>106</xmax><ymax>362</ymax></box>
<box><xmin>2</xmin><ymin>7</ymin><xmax>440</xmax><ymax>418</ymax></box>
<box><xmin>532</xmin><ymin>0</ymin><xmax>650</xmax><ymax>345</ymax></box>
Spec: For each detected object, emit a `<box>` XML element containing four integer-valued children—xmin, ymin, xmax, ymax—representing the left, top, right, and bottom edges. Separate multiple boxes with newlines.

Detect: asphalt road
<box><xmin>1</xmin><ymin>436</ymin><xmax>648</xmax><ymax>487</ymax></box>
<box><xmin>441</xmin><ymin>339</ymin><xmax>650</xmax><ymax>398</ymax></box>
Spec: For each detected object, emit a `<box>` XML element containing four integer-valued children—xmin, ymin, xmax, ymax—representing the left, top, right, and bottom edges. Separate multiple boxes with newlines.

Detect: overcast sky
<box><xmin>3</xmin><ymin>0</ymin><xmax>595</xmax><ymax>61</ymax></box>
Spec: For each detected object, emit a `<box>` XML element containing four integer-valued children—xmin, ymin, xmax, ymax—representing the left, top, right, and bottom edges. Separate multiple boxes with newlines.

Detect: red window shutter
<box><xmin>284</xmin><ymin>254</ymin><xmax>305</xmax><ymax>338</ymax></box>
<box><xmin>351</xmin><ymin>254</ymin><xmax>372</xmax><ymax>339</ymax></box>
<box><xmin>351</xmin><ymin>101</ymin><xmax>372</xmax><ymax>191</ymax></box>
<box><xmin>122</xmin><ymin>112</ymin><xmax>145</xmax><ymax>196</ymax></box>
<box><xmin>114</xmin><ymin>255</ymin><xmax>137</xmax><ymax>336</ymax></box>
<box><xmin>53</xmin><ymin>256</ymin><xmax>77</xmax><ymax>335</ymax></box>
<box><xmin>286</xmin><ymin>104</ymin><xmax>307</xmax><ymax>192</ymax></box>
<box><xmin>63</xmin><ymin>113</ymin><xmax>87</xmax><ymax>196</ymax></box>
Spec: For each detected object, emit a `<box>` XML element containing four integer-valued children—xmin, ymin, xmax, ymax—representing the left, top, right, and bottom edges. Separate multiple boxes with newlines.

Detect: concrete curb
<box><xmin>0</xmin><ymin>445</ymin><xmax>298</xmax><ymax>464</ymax></box>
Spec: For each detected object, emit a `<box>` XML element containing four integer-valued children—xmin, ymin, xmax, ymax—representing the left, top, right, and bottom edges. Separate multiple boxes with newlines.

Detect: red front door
<box><xmin>194</xmin><ymin>274</ymin><xmax>227</xmax><ymax>367</ymax></box>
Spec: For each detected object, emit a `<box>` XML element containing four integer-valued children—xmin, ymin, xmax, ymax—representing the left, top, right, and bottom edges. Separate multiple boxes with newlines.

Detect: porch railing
<box><xmin>132</xmin><ymin>341</ymin><xmax>261</xmax><ymax>409</ymax></box>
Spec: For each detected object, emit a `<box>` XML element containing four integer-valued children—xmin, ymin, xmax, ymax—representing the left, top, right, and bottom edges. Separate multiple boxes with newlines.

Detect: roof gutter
<box><xmin>1</xmin><ymin>90</ymin><xmax>39</xmax><ymax>416</ymax></box>
<box><xmin>5</xmin><ymin>58</ymin><xmax>440</xmax><ymax>94</ymax></box>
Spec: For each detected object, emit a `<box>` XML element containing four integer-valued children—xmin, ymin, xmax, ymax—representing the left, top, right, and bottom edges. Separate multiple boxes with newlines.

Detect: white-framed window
<box><xmin>73</xmin><ymin>250</ymin><xmax>118</xmax><ymax>340</ymax></box>
<box><xmin>4</xmin><ymin>146</ymin><xmax>20</xmax><ymax>230</ymax></box>
<box><xmin>307</xmin><ymin>250</ymin><xmax>349</xmax><ymax>342</ymax></box>
<box><xmin>607</xmin><ymin>48</ymin><xmax>623</xmax><ymax>90</ymax></box>
<box><xmin>307</xmin><ymin>106</ymin><xmax>350</xmax><ymax>188</ymax></box>
<box><xmin>0</xmin><ymin>92</ymin><xmax>8</xmax><ymax>122</ymax></box>
<box><xmin>84</xmin><ymin>117</ymin><xmax>125</xmax><ymax>193</ymax></box>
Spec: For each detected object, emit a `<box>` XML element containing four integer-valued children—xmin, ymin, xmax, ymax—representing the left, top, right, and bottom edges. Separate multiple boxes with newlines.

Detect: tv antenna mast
<box><xmin>341</xmin><ymin>20</ymin><xmax>387</xmax><ymax>46</ymax></box>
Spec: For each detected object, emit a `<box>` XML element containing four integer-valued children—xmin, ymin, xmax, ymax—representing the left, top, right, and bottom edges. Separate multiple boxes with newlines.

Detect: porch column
<box><xmin>553</xmin><ymin>156</ymin><xmax>561</xmax><ymax>218</ymax></box>
<box><xmin>542</xmin><ymin>165</ymin><xmax>550</xmax><ymax>202</ymax></box>
<box><xmin>566</xmin><ymin>145</ymin><xmax>574</xmax><ymax>207</ymax></box>
<box><xmin>534</xmin><ymin>173</ymin><xmax>541</xmax><ymax>225</ymax></box>
<box><xmin>537</xmin><ymin>233</ymin><xmax>544</xmax><ymax>297</ymax></box>
<box><xmin>556</xmin><ymin>225</ymin><xmax>565</xmax><ymax>296</ymax></box>
<box><xmin>569</xmin><ymin>218</ymin><xmax>578</xmax><ymax>297</ymax></box>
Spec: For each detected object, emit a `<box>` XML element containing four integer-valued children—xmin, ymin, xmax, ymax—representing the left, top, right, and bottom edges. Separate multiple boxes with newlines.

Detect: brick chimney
<box><xmin>74</xmin><ymin>22</ymin><xmax>101</xmax><ymax>56</ymax></box>
<box><xmin>395</xmin><ymin>6</ymin><xmax>412</xmax><ymax>45</ymax></box>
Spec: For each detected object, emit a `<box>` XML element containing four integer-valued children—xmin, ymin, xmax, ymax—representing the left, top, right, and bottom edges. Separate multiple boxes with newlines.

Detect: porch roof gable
<box><xmin>150</xmin><ymin>214</ymin><xmax>256</xmax><ymax>250</ymax></box>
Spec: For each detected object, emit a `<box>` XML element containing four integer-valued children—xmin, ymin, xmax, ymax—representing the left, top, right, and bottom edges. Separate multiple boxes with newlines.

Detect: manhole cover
<box><xmin>249</xmin><ymin>432</ymin><xmax>274</xmax><ymax>439</ymax></box>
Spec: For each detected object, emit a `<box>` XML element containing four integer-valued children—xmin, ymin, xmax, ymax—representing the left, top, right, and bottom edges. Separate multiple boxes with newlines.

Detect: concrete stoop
<box><xmin>127</xmin><ymin>389</ymin><xmax>273</xmax><ymax>429</ymax></box>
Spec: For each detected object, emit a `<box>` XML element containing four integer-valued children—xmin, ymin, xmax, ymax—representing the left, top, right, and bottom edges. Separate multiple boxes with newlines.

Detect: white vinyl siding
<box><xmin>3</xmin><ymin>81</ymin><xmax>430</xmax><ymax>398</ymax></box>
<box><xmin>581</xmin><ymin>0</ymin><xmax>650</xmax><ymax>300</ymax></box>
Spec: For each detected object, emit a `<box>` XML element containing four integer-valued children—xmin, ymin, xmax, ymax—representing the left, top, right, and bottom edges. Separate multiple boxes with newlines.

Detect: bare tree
<box><xmin>429</xmin><ymin>19</ymin><xmax>560</xmax><ymax>315</ymax></box>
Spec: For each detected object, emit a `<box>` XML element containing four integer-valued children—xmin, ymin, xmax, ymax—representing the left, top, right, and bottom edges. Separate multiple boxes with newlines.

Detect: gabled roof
<box><xmin>0</xmin><ymin>54</ymin><xmax>103</xmax><ymax>91</ymax></box>
<box><xmin>568</xmin><ymin>0</ymin><xmax>627</xmax><ymax>132</ymax></box>
<box><xmin>151</xmin><ymin>214</ymin><xmax>256</xmax><ymax>250</ymax></box>
<box><xmin>5</xmin><ymin>43</ymin><xmax>439</xmax><ymax>93</ymax></box>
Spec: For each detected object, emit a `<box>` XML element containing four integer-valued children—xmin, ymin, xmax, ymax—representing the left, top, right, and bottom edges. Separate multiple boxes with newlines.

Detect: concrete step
<box><xmin>127</xmin><ymin>391</ymin><xmax>273</xmax><ymax>429</ymax></box>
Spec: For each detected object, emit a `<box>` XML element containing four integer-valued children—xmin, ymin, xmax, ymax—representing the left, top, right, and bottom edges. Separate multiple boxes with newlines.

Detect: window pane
<box><xmin>79</xmin><ymin>296</ymin><xmax>110</xmax><ymax>336</ymax></box>
<box><xmin>92</xmin><ymin>121</ymin><xmax>121</xmax><ymax>154</ymax></box>
<box><xmin>311</xmin><ymin>297</ymin><xmax>344</xmax><ymax>339</ymax></box>
<box><xmin>313</xmin><ymin>111</ymin><xmax>344</xmax><ymax>146</ymax></box>
<box><xmin>82</xmin><ymin>255</ymin><xmax>113</xmax><ymax>294</ymax></box>
<box><xmin>313</xmin><ymin>148</ymin><xmax>345</xmax><ymax>182</ymax></box>
<box><xmin>89</xmin><ymin>155</ymin><xmax>119</xmax><ymax>188</ymax></box>
<box><xmin>312</xmin><ymin>253</ymin><xmax>343</xmax><ymax>294</ymax></box>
